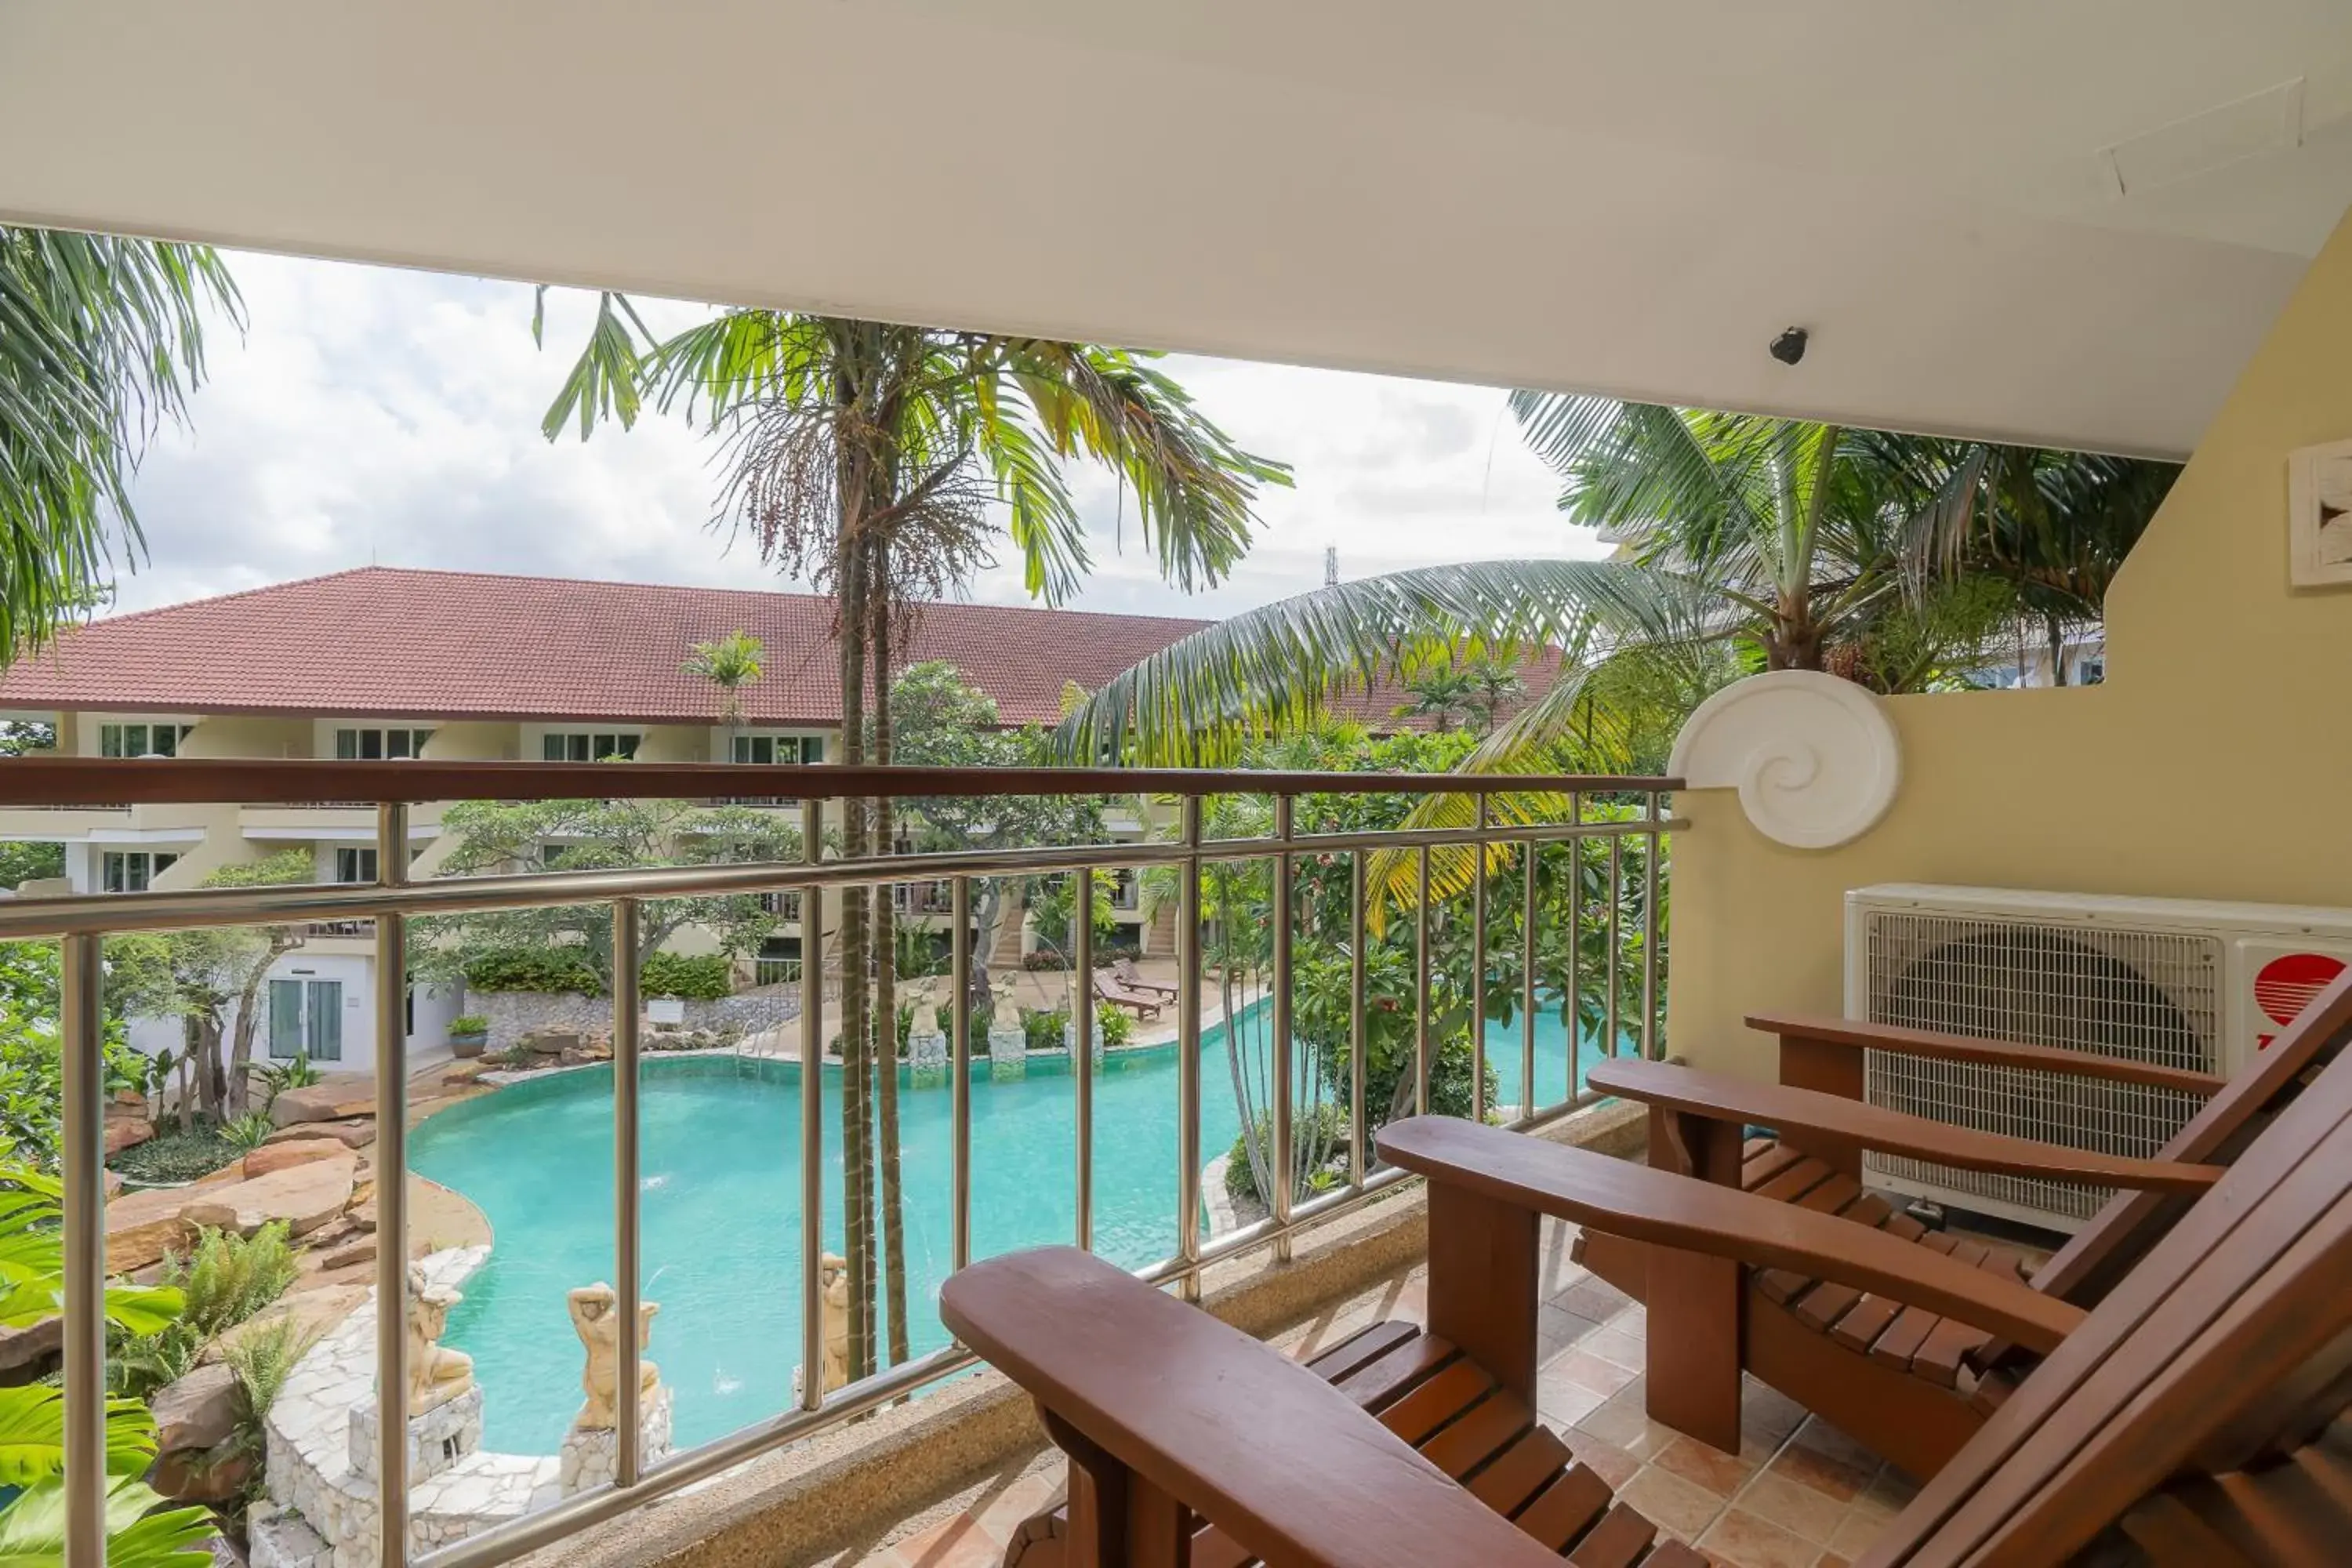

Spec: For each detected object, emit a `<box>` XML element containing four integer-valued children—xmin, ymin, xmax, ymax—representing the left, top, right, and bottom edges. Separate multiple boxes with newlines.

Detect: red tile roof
<box><xmin>0</xmin><ymin>568</ymin><xmax>1215</xmax><ymax>728</ymax></box>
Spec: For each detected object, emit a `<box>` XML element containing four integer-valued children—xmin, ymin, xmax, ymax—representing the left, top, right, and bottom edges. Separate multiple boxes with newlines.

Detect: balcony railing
<box><xmin>0</xmin><ymin>757</ymin><xmax>1675</xmax><ymax>1568</ymax></box>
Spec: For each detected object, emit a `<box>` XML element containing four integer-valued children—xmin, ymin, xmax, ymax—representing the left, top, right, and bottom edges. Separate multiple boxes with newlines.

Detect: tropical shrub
<box><xmin>1097</xmin><ymin>1006</ymin><xmax>1133</xmax><ymax>1048</ymax></box>
<box><xmin>1020</xmin><ymin>949</ymin><xmax>1069</xmax><ymax>972</ymax></box>
<box><xmin>245</xmin><ymin>1052</ymin><xmax>320</xmax><ymax>1112</ymax></box>
<box><xmin>638</xmin><ymin>952</ymin><xmax>731</xmax><ymax>1000</ymax></box>
<box><xmin>114</xmin><ymin>1224</ymin><xmax>300</xmax><ymax>1400</ymax></box>
<box><xmin>446</xmin><ymin>1014</ymin><xmax>489</xmax><ymax>1038</ymax></box>
<box><xmin>462</xmin><ymin>947</ymin><xmax>603</xmax><ymax>996</ymax></box>
<box><xmin>1223</xmin><ymin>1104</ymin><xmax>1351</xmax><ymax>1205</ymax></box>
<box><xmin>1018</xmin><ymin>1006</ymin><xmax>1069</xmax><ymax>1053</ymax></box>
<box><xmin>220</xmin><ymin>1112</ymin><xmax>275</xmax><ymax>1153</ymax></box>
<box><xmin>0</xmin><ymin>1163</ymin><xmax>213</xmax><ymax>1566</ymax></box>
<box><xmin>216</xmin><ymin>1315</ymin><xmax>314</xmax><ymax>1508</ymax></box>
<box><xmin>108</xmin><ymin>1126</ymin><xmax>241</xmax><ymax>1186</ymax></box>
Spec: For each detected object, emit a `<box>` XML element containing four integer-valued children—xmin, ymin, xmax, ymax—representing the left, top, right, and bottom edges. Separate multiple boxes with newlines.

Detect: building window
<box><xmin>335</xmin><ymin>727</ymin><xmax>434</xmax><ymax>760</ymax></box>
<box><xmin>100</xmin><ymin>851</ymin><xmax>179</xmax><ymax>893</ymax></box>
<box><xmin>543</xmin><ymin>731</ymin><xmax>641</xmax><ymax>762</ymax></box>
<box><xmin>100</xmin><ymin>722</ymin><xmax>193</xmax><ymax>758</ymax></box>
<box><xmin>731</xmin><ymin>734</ymin><xmax>822</xmax><ymax>765</ymax></box>
<box><xmin>334</xmin><ymin>848</ymin><xmax>379</xmax><ymax>884</ymax></box>
<box><xmin>268</xmin><ymin>978</ymin><xmax>344</xmax><ymax>1062</ymax></box>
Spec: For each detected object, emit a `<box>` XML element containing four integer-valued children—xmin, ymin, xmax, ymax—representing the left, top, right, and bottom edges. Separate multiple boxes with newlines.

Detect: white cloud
<box><xmin>115</xmin><ymin>251</ymin><xmax>1607</xmax><ymax>620</ymax></box>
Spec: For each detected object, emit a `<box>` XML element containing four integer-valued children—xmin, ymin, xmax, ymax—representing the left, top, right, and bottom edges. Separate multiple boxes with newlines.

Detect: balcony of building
<box><xmin>11</xmin><ymin>5</ymin><xmax>2352</xmax><ymax>1566</ymax></box>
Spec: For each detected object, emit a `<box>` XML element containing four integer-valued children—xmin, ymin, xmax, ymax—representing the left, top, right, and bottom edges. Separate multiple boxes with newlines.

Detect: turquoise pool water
<box><xmin>407</xmin><ymin>998</ymin><xmax>1612</xmax><ymax>1451</ymax></box>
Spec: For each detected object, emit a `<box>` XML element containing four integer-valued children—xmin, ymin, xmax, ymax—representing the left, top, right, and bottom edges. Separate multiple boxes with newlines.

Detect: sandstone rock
<box><xmin>238</xmin><ymin>1138</ymin><xmax>347</xmax><ymax>1179</ymax></box>
<box><xmin>180</xmin><ymin>1154</ymin><xmax>358</xmax><ymax>1239</ymax></box>
<box><xmin>268</xmin><ymin>1083</ymin><xmax>376</xmax><ymax>1128</ymax></box>
<box><xmin>103</xmin><ymin>1116</ymin><xmax>153</xmax><ymax>1156</ymax></box>
<box><xmin>205</xmin><ymin>1282</ymin><xmax>362</xmax><ymax>1365</ymax></box>
<box><xmin>151</xmin><ymin>1446</ymin><xmax>254</xmax><ymax>1506</ymax></box>
<box><xmin>440</xmin><ymin>1061</ymin><xmax>492</xmax><ymax>1086</ymax></box>
<box><xmin>524</xmin><ymin>1029</ymin><xmax>579</xmax><ymax>1055</ymax></box>
<box><xmin>106</xmin><ymin>1185</ymin><xmax>200</xmax><ymax>1273</ymax></box>
<box><xmin>0</xmin><ymin>1316</ymin><xmax>61</xmax><ymax>1375</ymax></box>
<box><xmin>151</xmin><ymin>1363</ymin><xmax>239</xmax><ymax>1454</ymax></box>
<box><xmin>314</xmin><ymin>1236</ymin><xmax>376</xmax><ymax>1272</ymax></box>
<box><xmin>262</xmin><ymin>1117</ymin><xmax>374</xmax><ymax>1149</ymax></box>
<box><xmin>103</xmin><ymin>1170</ymin><xmax>123</xmax><ymax>1198</ymax></box>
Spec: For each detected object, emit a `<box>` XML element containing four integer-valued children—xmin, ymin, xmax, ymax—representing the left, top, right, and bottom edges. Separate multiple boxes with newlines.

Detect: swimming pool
<box><xmin>407</xmin><ymin>997</ymin><xmax>1615</xmax><ymax>1450</ymax></box>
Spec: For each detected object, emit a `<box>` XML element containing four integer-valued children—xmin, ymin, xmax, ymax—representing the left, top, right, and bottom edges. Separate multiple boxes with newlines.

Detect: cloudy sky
<box><xmin>114</xmin><ymin>249</ymin><xmax>1606</xmax><ymax>621</ymax></box>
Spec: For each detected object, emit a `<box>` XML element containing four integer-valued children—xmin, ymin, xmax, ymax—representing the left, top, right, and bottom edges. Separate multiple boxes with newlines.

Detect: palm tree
<box><xmin>543</xmin><ymin>299</ymin><xmax>1285</xmax><ymax>1384</ymax></box>
<box><xmin>1054</xmin><ymin>397</ymin><xmax>2173</xmax><ymax>900</ymax></box>
<box><xmin>0</xmin><ymin>228</ymin><xmax>240</xmax><ymax>660</ymax></box>
<box><xmin>1392</xmin><ymin>665</ymin><xmax>1475</xmax><ymax>731</ymax></box>
<box><xmin>684</xmin><ymin>629</ymin><xmax>765</xmax><ymax>738</ymax></box>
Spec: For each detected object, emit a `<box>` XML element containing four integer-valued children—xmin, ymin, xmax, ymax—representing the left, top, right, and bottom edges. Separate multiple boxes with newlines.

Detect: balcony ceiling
<box><xmin>6</xmin><ymin>2</ymin><xmax>2352</xmax><ymax>456</ymax></box>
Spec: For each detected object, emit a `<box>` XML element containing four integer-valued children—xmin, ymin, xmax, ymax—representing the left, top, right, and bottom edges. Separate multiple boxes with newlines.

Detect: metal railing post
<box><xmin>1522</xmin><ymin>841</ymin><xmax>1539</xmax><ymax>1122</ymax></box>
<box><xmin>1470</xmin><ymin>795</ymin><xmax>1488</xmax><ymax>1125</ymax></box>
<box><xmin>1073</xmin><ymin>866</ymin><xmax>1094</xmax><ymax>1251</ymax></box>
<box><xmin>1605</xmin><ymin>833</ymin><xmax>1623</xmax><ymax>1059</ymax></box>
<box><xmin>797</xmin><ymin>801</ymin><xmax>825</xmax><ymax>1411</ymax></box>
<box><xmin>1643</xmin><ymin>793</ymin><xmax>1663</xmax><ymax>1061</ymax></box>
<box><xmin>1414</xmin><ymin>845</ymin><xmax>1432</xmax><ymax>1116</ymax></box>
<box><xmin>949</xmin><ymin>876</ymin><xmax>971</xmax><ymax>1272</ymax></box>
<box><xmin>611</xmin><ymin>896</ymin><xmax>643</xmax><ymax>1483</ymax></box>
<box><xmin>1177</xmin><ymin>797</ymin><xmax>1204</xmax><ymax>1299</ymax></box>
<box><xmin>61</xmin><ymin>932</ymin><xmax>105</xmax><ymax>1568</ymax></box>
<box><xmin>1348</xmin><ymin>854</ymin><xmax>1367</xmax><ymax>1191</ymax></box>
<box><xmin>1270</xmin><ymin>794</ymin><xmax>1295</xmax><ymax>1262</ymax></box>
<box><xmin>374</xmin><ymin>803</ymin><xmax>410</xmax><ymax>1568</ymax></box>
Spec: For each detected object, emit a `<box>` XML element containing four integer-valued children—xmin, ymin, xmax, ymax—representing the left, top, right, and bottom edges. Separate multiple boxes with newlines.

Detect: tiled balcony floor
<box><xmin>845</xmin><ymin>1218</ymin><xmax>1925</xmax><ymax>1568</ymax></box>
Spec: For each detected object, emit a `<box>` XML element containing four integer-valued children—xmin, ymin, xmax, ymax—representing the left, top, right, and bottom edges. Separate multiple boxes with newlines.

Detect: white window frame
<box><xmin>100</xmin><ymin>850</ymin><xmax>179</xmax><ymax>893</ymax></box>
<box><xmin>334</xmin><ymin>725</ymin><xmax>434</xmax><ymax>760</ymax></box>
<box><xmin>333</xmin><ymin>847</ymin><xmax>379</xmax><ymax>884</ymax></box>
<box><xmin>543</xmin><ymin>731</ymin><xmax>641</xmax><ymax>762</ymax></box>
<box><xmin>98</xmin><ymin>721</ymin><xmax>194</xmax><ymax>758</ymax></box>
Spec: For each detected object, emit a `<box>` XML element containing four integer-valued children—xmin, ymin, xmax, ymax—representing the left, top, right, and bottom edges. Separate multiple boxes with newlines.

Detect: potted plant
<box><xmin>448</xmin><ymin>1014</ymin><xmax>491</xmax><ymax>1058</ymax></box>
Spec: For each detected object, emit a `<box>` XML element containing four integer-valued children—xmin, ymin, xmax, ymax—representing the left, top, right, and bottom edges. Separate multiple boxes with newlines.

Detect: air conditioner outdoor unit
<box><xmin>1844</xmin><ymin>884</ymin><xmax>2352</xmax><ymax>1233</ymax></box>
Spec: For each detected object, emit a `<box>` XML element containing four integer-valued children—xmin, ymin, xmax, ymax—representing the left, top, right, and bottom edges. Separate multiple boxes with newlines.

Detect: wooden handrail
<box><xmin>1588</xmin><ymin>1062</ymin><xmax>2226</xmax><ymax>1193</ymax></box>
<box><xmin>0</xmin><ymin>757</ymin><xmax>1680</xmax><ymax>807</ymax></box>
<box><xmin>1746</xmin><ymin>1012</ymin><xmax>2229</xmax><ymax>1098</ymax></box>
<box><xmin>1376</xmin><ymin>1118</ymin><xmax>2086</xmax><ymax>1352</ymax></box>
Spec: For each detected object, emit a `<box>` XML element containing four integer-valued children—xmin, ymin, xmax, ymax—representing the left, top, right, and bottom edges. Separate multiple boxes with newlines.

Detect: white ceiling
<box><xmin>6</xmin><ymin>1</ymin><xmax>2352</xmax><ymax>456</ymax></box>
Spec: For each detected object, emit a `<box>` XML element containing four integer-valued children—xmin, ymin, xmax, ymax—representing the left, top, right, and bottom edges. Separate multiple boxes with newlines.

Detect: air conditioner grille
<box><xmin>1861</xmin><ymin>913</ymin><xmax>2221</xmax><ymax>1225</ymax></box>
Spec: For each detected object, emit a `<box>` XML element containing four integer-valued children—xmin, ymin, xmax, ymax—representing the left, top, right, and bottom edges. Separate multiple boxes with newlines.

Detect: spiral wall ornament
<box><xmin>1667</xmin><ymin>671</ymin><xmax>1901</xmax><ymax>849</ymax></box>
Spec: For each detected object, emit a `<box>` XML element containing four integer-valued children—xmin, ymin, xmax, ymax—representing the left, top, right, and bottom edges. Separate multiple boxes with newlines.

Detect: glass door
<box><xmin>268</xmin><ymin>979</ymin><xmax>306</xmax><ymax>1059</ymax></box>
<box><xmin>304</xmin><ymin>981</ymin><xmax>343</xmax><ymax>1062</ymax></box>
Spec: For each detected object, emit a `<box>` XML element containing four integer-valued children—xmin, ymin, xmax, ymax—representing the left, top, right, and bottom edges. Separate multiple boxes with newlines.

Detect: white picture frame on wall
<box><xmin>2288</xmin><ymin>437</ymin><xmax>2352</xmax><ymax>588</ymax></box>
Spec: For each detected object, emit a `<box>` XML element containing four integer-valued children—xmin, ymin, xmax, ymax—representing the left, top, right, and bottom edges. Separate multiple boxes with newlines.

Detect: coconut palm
<box><xmin>1392</xmin><ymin>665</ymin><xmax>1476</xmax><ymax>731</ymax></box>
<box><xmin>683</xmin><ymin>629</ymin><xmax>765</xmax><ymax>735</ymax></box>
<box><xmin>543</xmin><ymin>299</ymin><xmax>1286</xmax><ymax>1383</ymax></box>
<box><xmin>0</xmin><ymin>227</ymin><xmax>239</xmax><ymax>661</ymax></box>
<box><xmin>1054</xmin><ymin>397</ymin><xmax>2174</xmax><ymax>902</ymax></box>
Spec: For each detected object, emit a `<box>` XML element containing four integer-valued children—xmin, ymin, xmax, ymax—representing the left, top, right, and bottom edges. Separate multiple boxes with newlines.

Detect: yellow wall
<box><xmin>1672</xmin><ymin>205</ymin><xmax>2352</xmax><ymax>1076</ymax></box>
<box><xmin>178</xmin><ymin>713</ymin><xmax>313</xmax><ymax>759</ymax></box>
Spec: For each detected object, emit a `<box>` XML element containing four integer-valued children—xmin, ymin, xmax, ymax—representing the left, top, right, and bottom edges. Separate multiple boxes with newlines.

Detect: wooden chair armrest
<box><xmin>1746</xmin><ymin>1011</ymin><xmax>2227</xmax><ymax>1097</ymax></box>
<box><xmin>1588</xmin><ymin>1059</ymin><xmax>2223</xmax><ymax>1194</ymax></box>
<box><xmin>1376</xmin><ymin>1118</ymin><xmax>2086</xmax><ymax>1353</ymax></box>
<box><xmin>938</xmin><ymin>1247</ymin><xmax>1563</xmax><ymax>1568</ymax></box>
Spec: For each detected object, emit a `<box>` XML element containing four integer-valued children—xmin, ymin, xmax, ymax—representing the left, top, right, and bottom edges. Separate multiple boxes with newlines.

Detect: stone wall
<box><xmin>473</xmin><ymin>990</ymin><xmax>798</xmax><ymax>1052</ymax></box>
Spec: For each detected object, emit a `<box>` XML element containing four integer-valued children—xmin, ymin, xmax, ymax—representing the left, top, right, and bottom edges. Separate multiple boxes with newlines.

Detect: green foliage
<box><xmin>447</xmin><ymin>1014</ymin><xmax>489</xmax><ymax>1037</ymax></box>
<box><xmin>682</xmin><ymin>630</ymin><xmax>765</xmax><ymax>723</ymax></box>
<box><xmin>0</xmin><ymin>940</ymin><xmax>147</xmax><ymax>1170</ymax></box>
<box><xmin>1026</xmin><ymin>873</ymin><xmax>1116</xmax><ymax>957</ymax></box>
<box><xmin>1224</xmin><ymin>1104</ymin><xmax>1350</xmax><ymax>1205</ymax></box>
<box><xmin>0</xmin><ymin>841</ymin><xmax>62</xmax><ymax>891</ymax></box>
<box><xmin>1097</xmin><ymin>1006</ymin><xmax>1134</xmax><ymax>1049</ymax></box>
<box><xmin>245</xmin><ymin>1052</ymin><xmax>319</xmax><ymax>1112</ymax></box>
<box><xmin>1018</xmin><ymin>1007</ymin><xmax>1069</xmax><ymax>1054</ymax></box>
<box><xmin>107</xmin><ymin>1127</ymin><xmax>239</xmax><ymax>1186</ymax></box>
<box><xmin>1</xmin><ymin>226</ymin><xmax>240</xmax><ymax>666</ymax></box>
<box><xmin>219</xmin><ymin>1112</ymin><xmax>274</xmax><ymax>1153</ymax></box>
<box><xmin>462</xmin><ymin>946</ymin><xmax>604</xmax><ymax>996</ymax></box>
<box><xmin>114</xmin><ymin>1224</ymin><xmax>299</xmax><ymax>1402</ymax></box>
<box><xmin>215</xmin><ymin>1315</ymin><xmax>314</xmax><ymax>1508</ymax></box>
<box><xmin>0</xmin><ymin>1160</ymin><xmax>215</xmax><ymax>1564</ymax></box>
<box><xmin>419</xmin><ymin>799</ymin><xmax>800</xmax><ymax>992</ymax></box>
<box><xmin>639</xmin><ymin>952</ymin><xmax>732</xmax><ymax>1000</ymax></box>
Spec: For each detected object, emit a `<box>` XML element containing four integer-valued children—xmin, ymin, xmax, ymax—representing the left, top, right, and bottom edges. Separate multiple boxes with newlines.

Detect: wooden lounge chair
<box><xmin>1570</xmin><ymin>970</ymin><xmax>2352</xmax><ymax>1478</ymax></box>
<box><xmin>1110</xmin><ymin>956</ymin><xmax>1178</xmax><ymax>1000</ymax></box>
<box><xmin>948</xmin><ymin>1047</ymin><xmax>2352</xmax><ymax>1566</ymax></box>
<box><xmin>1093</xmin><ymin>969</ymin><xmax>1164</xmax><ymax>1020</ymax></box>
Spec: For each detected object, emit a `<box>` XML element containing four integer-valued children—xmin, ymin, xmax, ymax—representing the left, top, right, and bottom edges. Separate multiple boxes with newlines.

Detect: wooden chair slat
<box><xmin>1332</xmin><ymin>1330</ymin><xmax>1460</xmax><ymax>1413</ymax></box>
<box><xmin>1750</xmin><ymin>1156</ymin><xmax>1838</xmax><ymax>1205</ymax></box>
<box><xmin>1636</xmin><ymin>1542</ymin><xmax>1711</xmax><ymax>1568</ymax></box>
<box><xmin>1867</xmin><ymin>1305</ymin><xmax>1944</xmax><ymax>1370</ymax></box>
<box><xmin>1304</xmin><ymin>1319</ymin><xmax>1421</xmax><ymax>1384</ymax></box>
<box><xmin>1878</xmin><ymin>1207</ymin><xmax>1929</xmax><ymax>1243</ymax></box>
<box><xmin>1740</xmin><ymin>1141</ymin><xmax>1807</xmax><ymax>1190</ymax></box>
<box><xmin>1512</xmin><ymin>1461</ymin><xmax>1614</xmax><ymax>1552</ymax></box>
<box><xmin>1840</xmin><ymin>1189</ymin><xmax>1895</xmax><ymax>1228</ymax></box>
<box><xmin>1755</xmin><ymin>1266</ymin><xmax>1818</xmax><ymax>1305</ymax></box>
<box><xmin>1179</xmin><ymin>1524</ymin><xmax>1260</xmax><ymax>1568</ymax></box>
<box><xmin>1910</xmin><ymin>1317</ymin><xmax>1991</xmax><ymax>1389</ymax></box>
<box><xmin>1915</xmin><ymin>1229</ymin><xmax>1959</xmax><ymax>1256</ymax></box>
<box><xmin>1375</xmin><ymin>1359</ymin><xmax>1495</xmax><ymax>1446</ymax></box>
<box><xmin>1794</xmin><ymin>1173</ymin><xmax>1864</xmax><ymax>1215</ymax></box>
<box><xmin>1741</xmin><ymin>1136</ymin><xmax>1777</xmax><ymax>1160</ymax></box>
<box><xmin>1468</xmin><ymin>1425</ymin><xmax>1573</xmax><ymax>1517</ymax></box>
<box><xmin>1791</xmin><ymin>1280</ymin><xmax>1864</xmax><ymax>1333</ymax></box>
<box><xmin>1419</xmin><ymin>1388</ymin><xmax>1532</xmax><ymax>1479</ymax></box>
<box><xmin>1828</xmin><ymin>1294</ymin><xmax>1904</xmax><ymax>1353</ymax></box>
<box><xmin>1562</xmin><ymin>1501</ymin><xmax>1657</xmax><ymax>1567</ymax></box>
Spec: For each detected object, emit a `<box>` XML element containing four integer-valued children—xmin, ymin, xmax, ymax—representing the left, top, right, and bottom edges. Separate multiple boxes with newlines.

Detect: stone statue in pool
<box><xmin>568</xmin><ymin>1281</ymin><xmax>662</xmax><ymax>1431</ymax></box>
<box><xmin>789</xmin><ymin>1253</ymin><xmax>853</xmax><ymax>1403</ymax></box>
<box><xmin>405</xmin><ymin>1263</ymin><xmax>475</xmax><ymax>1415</ymax></box>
